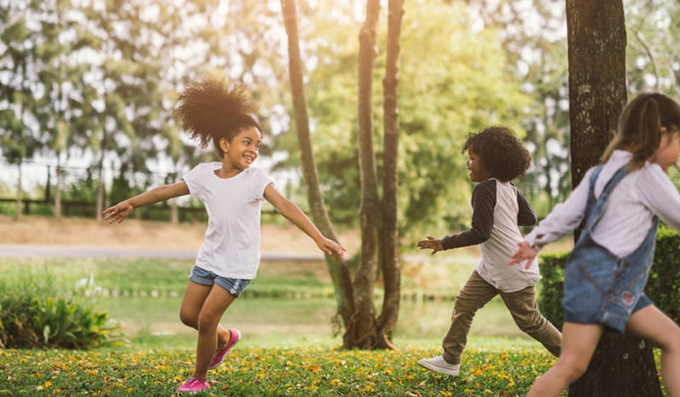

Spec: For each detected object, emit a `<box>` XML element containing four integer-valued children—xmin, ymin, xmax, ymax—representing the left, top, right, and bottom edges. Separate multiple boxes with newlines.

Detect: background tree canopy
<box><xmin>1</xmin><ymin>0</ymin><xmax>680</xmax><ymax>238</ymax></box>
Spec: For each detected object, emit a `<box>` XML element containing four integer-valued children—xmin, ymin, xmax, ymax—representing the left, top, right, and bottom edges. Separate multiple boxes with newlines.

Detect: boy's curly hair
<box><xmin>462</xmin><ymin>126</ymin><xmax>531</xmax><ymax>182</ymax></box>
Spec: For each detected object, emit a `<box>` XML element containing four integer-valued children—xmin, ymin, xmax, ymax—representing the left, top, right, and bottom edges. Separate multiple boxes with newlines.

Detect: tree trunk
<box><xmin>352</xmin><ymin>0</ymin><xmax>382</xmax><ymax>349</ymax></box>
<box><xmin>54</xmin><ymin>164</ymin><xmax>62</xmax><ymax>218</ymax></box>
<box><xmin>15</xmin><ymin>162</ymin><xmax>23</xmax><ymax>220</ymax></box>
<box><xmin>171</xmin><ymin>200</ymin><xmax>178</xmax><ymax>224</ymax></box>
<box><xmin>566</xmin><ymin>0</ymin><xmax>662</xmax><ymax>394</ymax></box>
<box><xmin>96</xmin><ymin>158</ymin><xmax>104</xmax><ymax>222</ymax></box>
<box><xmin>567</xmin><ymin>0</ymin><xmax>626</xmax><ymax>186</ymax></box>
<box><xmin>376</xmin><ymin>0</ymin><xmax>405</xmax><ymax>349</ymax></box>
<box><xmin>569</xmin><ymin>329</ymin><xmax>662</xmax><ymax>396</ymax></box>
<box><xmin>280</xmin><ymin>0</ymin><xmax>357</xmax><ymax>346</ymax></box>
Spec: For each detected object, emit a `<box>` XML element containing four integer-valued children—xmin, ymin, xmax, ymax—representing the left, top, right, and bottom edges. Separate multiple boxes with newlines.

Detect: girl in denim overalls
<box><xmin>511</xmin><ymin>92</ymin><xmax>680</xmax><ymax>396</ymax></box>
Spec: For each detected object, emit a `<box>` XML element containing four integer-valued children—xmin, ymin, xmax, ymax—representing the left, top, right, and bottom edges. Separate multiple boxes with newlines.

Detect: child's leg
<box><xmin>527</xmin><ymin>322</ymin><xmax>603</xmax><ymax>397</ymax></box>
<box><xmin>179</xmin><ymin>281</ymin><xmax>232</xmax><ymax>348</ymax></box>
<box><xmin>191</xmin><ymin>284</ymin><xmax>237</xmax><ymax>380</ymax></box>
<box><xmin>500</xmin><ymin>286</ymin><xmax>562</xmax><ymax>357</ymax></box>
<box><xmin>626</xmin><ymin>305</ymin><xmax>680</xmax><ymax>396</ymax></box>
<box><xmin>441</xmin><ymin>271</ymin><xmax>497</xmax><ymax>364</ymax></box>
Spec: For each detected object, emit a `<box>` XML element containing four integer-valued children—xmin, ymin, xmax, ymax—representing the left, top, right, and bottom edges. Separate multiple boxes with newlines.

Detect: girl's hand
<box><xmin>509</xmin><ymin>240</ymin><xmax>538</xmax><ymax>269</ymax></box>
<box><xmin>103</xmin><ymin>201</ymin><xmax>134</xmax><ymax>224</ymax></box>
<box><xmin>416</xmin><ymin>236</ymin><xmax>444</xmax><ymax>255</ymax></box>
<box><xmin>316</xmin><ymin>237</ymin><xmax>346</xmax><ymax>259</ymax></box>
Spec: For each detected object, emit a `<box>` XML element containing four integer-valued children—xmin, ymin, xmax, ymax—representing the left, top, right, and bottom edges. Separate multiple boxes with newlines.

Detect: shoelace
<box><xmin>183</xmin><ymin>378</ymin><xmax>205</xmax><ymax>388</ymax></box>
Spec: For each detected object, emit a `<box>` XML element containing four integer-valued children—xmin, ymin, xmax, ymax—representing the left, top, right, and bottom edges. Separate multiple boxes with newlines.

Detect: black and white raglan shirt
<box><xmin>441</xmin><ymin>179</ymin><xmax>542</xmax><ymax>292</ymax></box>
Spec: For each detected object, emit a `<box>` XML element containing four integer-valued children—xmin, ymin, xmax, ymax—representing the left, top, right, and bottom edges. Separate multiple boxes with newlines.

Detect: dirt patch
<box><xmin>0</xmin><ymin>215</ymin><xmax>360</xmax><ymax>254</ymax></box>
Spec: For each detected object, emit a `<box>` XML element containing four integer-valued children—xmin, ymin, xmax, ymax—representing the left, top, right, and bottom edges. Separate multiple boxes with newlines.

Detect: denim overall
<box><xmin>562</xmin><ymin>166</ymin><xmax>658</xmax><ymax>332</ymax></box>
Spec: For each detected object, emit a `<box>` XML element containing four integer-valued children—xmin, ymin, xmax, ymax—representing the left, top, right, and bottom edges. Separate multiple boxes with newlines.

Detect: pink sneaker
<box><xmin>209</xmin><ymin>329</ymin><xmax>241</xmax><ymax>369</ymax></box>
<box><xmin>177</xmin><ymin>377</ymin><xmax>209</xmax><ymax>393</ymax></box>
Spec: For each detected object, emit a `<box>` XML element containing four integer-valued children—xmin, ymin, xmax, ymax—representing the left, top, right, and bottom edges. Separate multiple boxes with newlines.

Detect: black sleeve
<box><xmin>516</xmin><ymin>188</ymin><xmax>537</xmax><ymax>226</ymax></box>
<box><xmin>442</xmin><ymin>180</ymin><xmax>495</xmax><ymax>250</ymax></box>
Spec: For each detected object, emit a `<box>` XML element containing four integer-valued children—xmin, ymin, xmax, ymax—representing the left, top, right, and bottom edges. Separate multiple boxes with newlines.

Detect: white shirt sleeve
<box><xmin>525</xmin><ymin>167</ymin><xmax>594</xmax><ymax>249</ymax></box>
<box><xmin>183</xmin><ymin>163</ymin><xmax>209</xmax><ymax>200</ymax></box>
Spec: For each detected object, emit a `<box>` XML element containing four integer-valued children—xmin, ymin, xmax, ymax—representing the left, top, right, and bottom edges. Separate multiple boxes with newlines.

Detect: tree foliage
<box><xmin>279</xmin><ymin>0</ymin><xmax>534</xmax><ymax>238</ymax></box>
<box><xmin>1</xmin><ymin>0</ymin><xmax>679</xmax><ymax>231</ymax></box>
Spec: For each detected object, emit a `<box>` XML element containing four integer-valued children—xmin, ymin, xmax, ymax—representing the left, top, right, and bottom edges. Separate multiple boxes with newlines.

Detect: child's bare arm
<box><xmin>508</xmin><ymin>240</ymin><xmax>538</xmax><ymax>269</ymax></box>
<box><xmin>103</xmin><ymin>182</ymin><xmax>190</xmax><ymax>224</ymax></box>
<box><xmin>264</xmin><ymin>183</ymin><xmax>345</xmax><ymax>258</ymax></box>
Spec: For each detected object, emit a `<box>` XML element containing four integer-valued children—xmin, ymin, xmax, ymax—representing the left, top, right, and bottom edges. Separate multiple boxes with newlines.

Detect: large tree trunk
<box><xmin>352</xmin><ymin>0</ymin><xmax>382</xmax><ymax>349</ymax></box>
<box><xmin>376</xmin><ymin>0</ymin><xmax>404</xmax><ymax>349</ymax></box>
<box><xmin>566</xmin><ymin>1</ymin><xmax>662</xmax><ymax>395</ymax></box>
<box><xmin>280</xmin><ymin>0</ymin><xmax>357</xmax><ymax>347</ymax></box>
<box><xmin>570</xmin><ymin>329</ymin><xmax>662</xmax><ymax>396</ymax></box>
<box><xmin>567</xmin><ymin>0</ymin><xmax>626</xmax><ymax>185</ymax></box>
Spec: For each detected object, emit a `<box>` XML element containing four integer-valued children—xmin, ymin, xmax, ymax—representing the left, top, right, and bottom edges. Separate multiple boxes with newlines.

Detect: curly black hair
<box><xmin>461</xmin><ymin>126</ymin><xmax>531</xmax><ymax>182</ymax></box>
<box><xmin>173</xmin><ymin>76</ymin><xmax>261</xmax><ymax>156</ymax></box>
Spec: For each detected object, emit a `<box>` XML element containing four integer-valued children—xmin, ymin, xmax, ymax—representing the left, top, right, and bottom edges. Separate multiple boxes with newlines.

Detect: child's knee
<box><xmin>179</xmin><ymin>309</ymin><xmax>198</xmax><ymax>328</ymax></box>
<box><xmin>556</xmin><ymin>357</ymin><xmax>589</xmax><ymax>382</ymax></box>
<box><xmin>659</xmin><ymin>327</ymin><xmax>680</xmax><ymax>352</ymax></box>
<box><xmin>197</xmin><ymin>312</ymin><xmax>220</xmax><ymax>331</ymax></box>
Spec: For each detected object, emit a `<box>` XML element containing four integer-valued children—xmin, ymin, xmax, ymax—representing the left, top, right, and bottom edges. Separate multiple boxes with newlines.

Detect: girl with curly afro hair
<box><xmin>102</xmin><ymin>75</ymin><xmax>345</xmax><ymax>393</ymax></box>
<box><xmin>416</xmin><ymin>126</ymin><xmax>561</xmax><ymax>377</ymax></box>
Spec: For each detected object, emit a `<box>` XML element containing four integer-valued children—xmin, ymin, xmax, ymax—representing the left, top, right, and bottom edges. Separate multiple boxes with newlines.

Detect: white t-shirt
<box><xmin>184</xmin><ymin>162</ymin><xmax>273</xmax><ymax>279</ymax></box>
<box><xmin>526</xmin><ymin>150</ymin><xmax>680</xmax><ymax>257</ymax></box>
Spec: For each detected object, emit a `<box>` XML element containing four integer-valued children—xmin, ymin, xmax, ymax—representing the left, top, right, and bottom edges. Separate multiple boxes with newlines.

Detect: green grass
<box><xmin>0</xmin><ymin>255</ymin><xmax>569</xmax><ymax>395</ymax></box>
<box><xmin>0</xmin><ymin>255</ymin><xmax>540</xmax><ymax>348</ymax></box>
<box><xmin>0</xmin><ymin>257</ymin><xmax>339</xmax><ymax>297</ymax></box>
<box><xmin>0</xmin><ymin>344</ymin><xmax>558</xmax><ymax>396</ymax></box>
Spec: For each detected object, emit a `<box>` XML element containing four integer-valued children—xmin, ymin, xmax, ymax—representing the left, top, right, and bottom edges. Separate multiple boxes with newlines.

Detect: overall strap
<box><xmin>584</xmin><ymin>166</ymin><xmax>630</xmax><ymax>231</ymax></box>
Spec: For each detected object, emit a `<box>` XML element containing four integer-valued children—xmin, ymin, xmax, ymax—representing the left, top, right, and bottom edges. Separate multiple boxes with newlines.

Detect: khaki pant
<box><xmin>442</xmin><ymin>271</ymin><xmax>562</xmax><ymax>365</ymax></box>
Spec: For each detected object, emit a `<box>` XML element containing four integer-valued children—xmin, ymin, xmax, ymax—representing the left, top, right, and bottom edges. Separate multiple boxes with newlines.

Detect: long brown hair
<box><xmin>601</xmin><ymin>92</ymin><xmax>680</xmax><ymax>168</ymax></box>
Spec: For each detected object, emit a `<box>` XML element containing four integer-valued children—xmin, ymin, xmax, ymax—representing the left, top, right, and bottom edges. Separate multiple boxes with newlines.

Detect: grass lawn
<box><xmin>0</xmin><ymin>342</ymin><xmax>558</xmax><ymax>396</ymax></box>
<box><xmin>0</xmin><ymin>231</ymin><xmax>578</xmax><ymax>396</ymax></box>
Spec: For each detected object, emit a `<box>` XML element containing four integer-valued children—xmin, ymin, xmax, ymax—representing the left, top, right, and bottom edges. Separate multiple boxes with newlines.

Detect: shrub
<box><xmin>645</xmin><ymin>227</ymin><xmax>680</xmax><ymax>323</ymax></box>
<box><xmin>537</xmin><ymin>252</ymin><xmax>568</xmax><ymax>330</ymax></box>
<box><xmin>0</xmin><ymin>274</ymin><xmax>123</xmax><ymax>349</ymax></box>
<box><xmin>537</xmin><ymin>226</ymin><xmax>680</xmax><ymax>330</ymax></box>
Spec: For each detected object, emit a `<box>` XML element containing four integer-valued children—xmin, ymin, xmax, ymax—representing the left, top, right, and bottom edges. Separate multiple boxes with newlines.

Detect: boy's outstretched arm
<box><xmin>263</xmin><ymin>183</ymin><xmax>345</xmax><ymax>258</ymax></box>
<box><xmin>103</xmin><ymin>182</ymin><xmax>190</xmax><ymax>224</ymax></box>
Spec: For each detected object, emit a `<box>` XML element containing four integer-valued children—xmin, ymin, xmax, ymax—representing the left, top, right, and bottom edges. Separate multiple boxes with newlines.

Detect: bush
<box><xmin>0</xmin><ymin>274</ymin><xmax>123</xmax><ymax>349</ymax></box>
<box><xmin>537</xmin><ymin>226</ymin><xmax>680</xmax><ymax>330</ymax></box>
<box><xmin>645</xmin><ymin>227</ymin><xmax>680</xmax><ymax>323</ymax></box>
<box><xmin>537</xmin><ymin>252</ymin><xmax>568</xmax><ymax>330</ymax></box>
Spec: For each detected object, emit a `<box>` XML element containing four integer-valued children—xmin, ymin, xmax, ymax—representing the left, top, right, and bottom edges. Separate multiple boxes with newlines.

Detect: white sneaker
<box><xmin>417</xmin><ymin>356</ymin><xmax>460</xmax><ymax>376</ymax></box>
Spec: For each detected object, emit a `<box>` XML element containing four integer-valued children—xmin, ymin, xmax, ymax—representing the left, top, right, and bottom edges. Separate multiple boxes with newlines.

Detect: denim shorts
<box><xmin>188</xmin><ymin>266</ymin><xmax>251</xmax><ymax>297</ymax></box>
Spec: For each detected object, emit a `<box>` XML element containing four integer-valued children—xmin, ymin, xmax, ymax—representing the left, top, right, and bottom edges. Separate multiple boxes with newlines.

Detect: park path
<box><xmin>0</xmin><ymin>244</ymin><xmax>324</xmax><ymax>261</ymax></box>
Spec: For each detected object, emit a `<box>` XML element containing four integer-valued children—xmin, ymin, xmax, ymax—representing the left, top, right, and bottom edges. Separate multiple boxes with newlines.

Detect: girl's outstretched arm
<box><xmin>103</xmin><ymin>181</ymin><xmax>190</xmax><ymax>224</ymax></box>
<box><xmin>263</xmin><ymin>183</ymin><xmax>345</xmax><ymax>258</ymax></box>
<box><xmin>509</xmin><ymin>240</ymin><xmax>538</xmax><ymax>269</ymax></box>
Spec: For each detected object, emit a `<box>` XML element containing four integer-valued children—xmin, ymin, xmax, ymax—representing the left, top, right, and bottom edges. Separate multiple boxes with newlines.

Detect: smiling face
<box><xmin>466</xmin><ymin>148</ymin><xmax>491</xmax><ymax>182</ymax></box>
<box><xmin>219</xmin><ymin>126</ymin><xmax>262</xmax><ymax>172</ymax></box>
